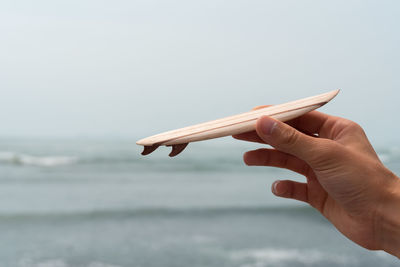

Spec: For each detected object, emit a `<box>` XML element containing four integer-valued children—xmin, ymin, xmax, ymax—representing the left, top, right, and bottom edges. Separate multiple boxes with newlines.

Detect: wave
<box><xmin>18</xmin><ymin>258</ymin><xmax>121</xmax><ymax>267</ymax></box>
<box><xmin>1</xmin><ymin>144</ymin><xmax>399</xmax><ymax>171</ymax></box>
<box><xmin>229</xmin><ymin>247</ymin><xmax>358</xmax><ymax>266</ymax></box>
<box><xmin>0</xmin><ymin>151</ymin><xmax>77</xmax><ymax>167</ymax></box>
<box><xmin>0</xmin><ymin>205</ymin><xmax>317</xmax><ymax>221</ymax></box>
<box><xmin>0</xmin><ymin>150</ymin><xmax>246</xmax><ymax>172</ymax></box>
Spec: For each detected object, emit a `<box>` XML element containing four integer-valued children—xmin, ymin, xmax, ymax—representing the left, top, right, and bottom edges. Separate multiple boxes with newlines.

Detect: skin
<box><xmin>233</xmin><ymin>108</ymin><xmax>400</xmax><ymax>257</ymax></box>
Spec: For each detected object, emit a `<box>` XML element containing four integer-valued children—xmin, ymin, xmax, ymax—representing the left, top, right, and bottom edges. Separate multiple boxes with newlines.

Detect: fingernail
<box><xmin>272</xmin><ymin>180</ymin><xmax>280</xmax><ymax>194</ymax></box>
<box><xmin>260</xmin><ymin>117</ymin><xmax>277</xmax><ymax>136</ymax></box>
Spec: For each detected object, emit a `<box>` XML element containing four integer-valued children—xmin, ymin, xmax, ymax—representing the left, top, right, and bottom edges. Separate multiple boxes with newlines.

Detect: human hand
<box><xmin>233</xmin><ymin>109</ymin><xmax>400</xmax><ymax>257</ymax></box>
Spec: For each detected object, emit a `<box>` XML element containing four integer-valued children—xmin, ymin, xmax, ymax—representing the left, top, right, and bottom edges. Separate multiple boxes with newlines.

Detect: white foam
<box><xmin>18</xmin><ymin>258</ymin><xmax>68</xmax><ymax>267</ymax></box>
<box><xmin>18</xmin><ymin>258</ymin><xmax>121</xmax><ymax>267</ymax></box>
<box><xmin>87</xmin><ymin>262</ymin><xmax>121</xmax><ymax>267</ymax></box>
<box><xmin>0</xmin><ymin>151</ymin><xmax>77</xmax><ymax>167</ymax></box>
<box><xmin>230</xmin><ymin>248</ymin><xmax>357</xmax><ymax>266</ymax></box>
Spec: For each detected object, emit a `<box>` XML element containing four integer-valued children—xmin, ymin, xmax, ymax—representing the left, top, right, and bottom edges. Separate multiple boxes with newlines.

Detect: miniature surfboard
<box><xmin>137</xmin><ymin>89</ymin><xmax>339</xmax><ymax>157</ymax></box>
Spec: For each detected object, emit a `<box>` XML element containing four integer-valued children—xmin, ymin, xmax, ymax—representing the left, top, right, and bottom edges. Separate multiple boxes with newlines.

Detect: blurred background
<box><xmin>1</xmin><ymin>0</ymin><xmax>399</xmax><ymax>266</ymax></box>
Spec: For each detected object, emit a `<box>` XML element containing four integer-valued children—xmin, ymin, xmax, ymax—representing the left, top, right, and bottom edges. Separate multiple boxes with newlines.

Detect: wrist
<box><xmin>375</xmin><ymin>171</ymin><xmax>400</xmax><ymax>257</ymax></box>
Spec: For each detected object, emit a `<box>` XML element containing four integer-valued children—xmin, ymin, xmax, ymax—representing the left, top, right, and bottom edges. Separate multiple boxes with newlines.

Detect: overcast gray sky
<box><xmin>1</xmin><ymin>0</ymin><xmax>399</xmax><ymax>144</ymax></box>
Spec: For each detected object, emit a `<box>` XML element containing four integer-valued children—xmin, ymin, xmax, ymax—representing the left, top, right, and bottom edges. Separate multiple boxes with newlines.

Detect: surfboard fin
<box><xmin>141</xmin><ymin>145</ymin><xmax>159</xmax><ymax>156</ymax></box>
<box><xmin>168</xmin><ymin>143</ymin><xmax>188</xmax><ymax>157</ymax></box>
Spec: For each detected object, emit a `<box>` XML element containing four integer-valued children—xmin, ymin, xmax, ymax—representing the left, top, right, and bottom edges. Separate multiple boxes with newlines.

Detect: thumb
<box><xmin>255</xmin><ymin>116</ymin><xmax>322</xmax><ymax>164</ymax></box>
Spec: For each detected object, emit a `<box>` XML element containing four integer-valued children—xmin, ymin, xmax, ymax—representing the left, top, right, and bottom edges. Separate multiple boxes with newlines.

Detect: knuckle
<box><xmin>261</xmin><ymin>153</ymin><xmax>271</xmax><ymax>166</ymax></box>
<box><xmin>343</xmin><ymin>120</ymin><xmax>369</xmax><ymax>139</ymax></box>
<box><xmin>282</xmin><ymin>129</ymin><xmax>300</xmax><ymax>148</ymax></box>
<box><xmin>342</xmin><ymin>119</ymin><xmax>363</xmax><ymax>132</ymax></box>
<box><xmin>301</xmin><ymin>163</ymin><xmax>312</xmax><ymax>177</ymax></box>
<box><xmin>256</xmin><ymin>149</ymin><xmax>271</xmax><ymax>166</ymax></box>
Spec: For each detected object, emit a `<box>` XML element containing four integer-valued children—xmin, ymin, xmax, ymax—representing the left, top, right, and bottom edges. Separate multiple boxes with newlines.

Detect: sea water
<box><xmin>0</xmin><ymin>138</ymin><xmax>399</xmax><ymax>267</ymax></box>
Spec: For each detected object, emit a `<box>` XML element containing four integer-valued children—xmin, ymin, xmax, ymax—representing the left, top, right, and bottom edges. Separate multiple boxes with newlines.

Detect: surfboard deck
<box><xmin>137</xmin><ymin>89</ymin><xmax>340</xmax><ymax>157</ymax></box>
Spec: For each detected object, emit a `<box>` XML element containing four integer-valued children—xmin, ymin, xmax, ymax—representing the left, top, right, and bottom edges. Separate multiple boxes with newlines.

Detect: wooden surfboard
<box><xmin>137</xmin><ymin>89</ymin><xmax>339</xmax><ymax>157</ymax></box>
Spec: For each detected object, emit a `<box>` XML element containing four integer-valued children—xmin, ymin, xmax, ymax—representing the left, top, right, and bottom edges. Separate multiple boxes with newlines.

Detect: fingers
<box><xmin>251</xmin><ymin>106</ymin><xmax>331</xmax><ymax>136</ymax></box>
<box><xmin>232</xmin><ymin>105</ymin><xmax>271</xmax><ymax>143</ymax></box>
<box><xmin>272</xmin><ymin>180</ymin><xmax>308</xmax><ymax>203</ymax></box>
<box><xmin>233</xmin><ymin>131</ymin><xmax>265</xmax><ymax>144</ymax></box>
<box><xmin>252</xmin><ymin>105</ymin><xmax>271</xmax><ymax>111</ymax></box>
<box><xmin>285</xmin><ymin>111</ymin><xmax>330</xmax><ymax>136</ymax></box>
<box><xmin>244</xmin><ymin>148</ymin><xmax>312</xmax><ymax>177</ymax></box>
<box><xmin>255</xmin><ymin>116</ymin><xmax>331</xmax><ymax>165</ymax></box>
<box><xmin>233</xmin><ymin>110</ymin><xmax>332</xmax><ymax>144</ymax></box>
<box><xmin>232</xmin><ymin>127</ymin><xmax>317</xmax><ymax>144</ymax></box>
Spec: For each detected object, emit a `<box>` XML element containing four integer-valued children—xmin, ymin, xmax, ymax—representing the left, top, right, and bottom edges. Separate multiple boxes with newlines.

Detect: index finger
<box><xmin>286</xmin><ymin>110</ymin><xmax>330</xmax><ymax>136</ymax></box>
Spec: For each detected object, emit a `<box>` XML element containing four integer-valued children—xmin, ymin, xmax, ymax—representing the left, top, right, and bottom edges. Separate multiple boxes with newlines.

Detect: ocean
<box><xmin>0</xmin><ymin>138</ymin><xmax>399</xmax><ymax>267</ymax></box>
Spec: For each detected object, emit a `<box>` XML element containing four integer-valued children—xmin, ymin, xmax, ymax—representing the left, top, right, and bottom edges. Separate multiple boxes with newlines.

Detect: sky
<box><xmin>0</xmin><ymin>0</ymin><xmax>399</xmax><ymax>145</ymax></box>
